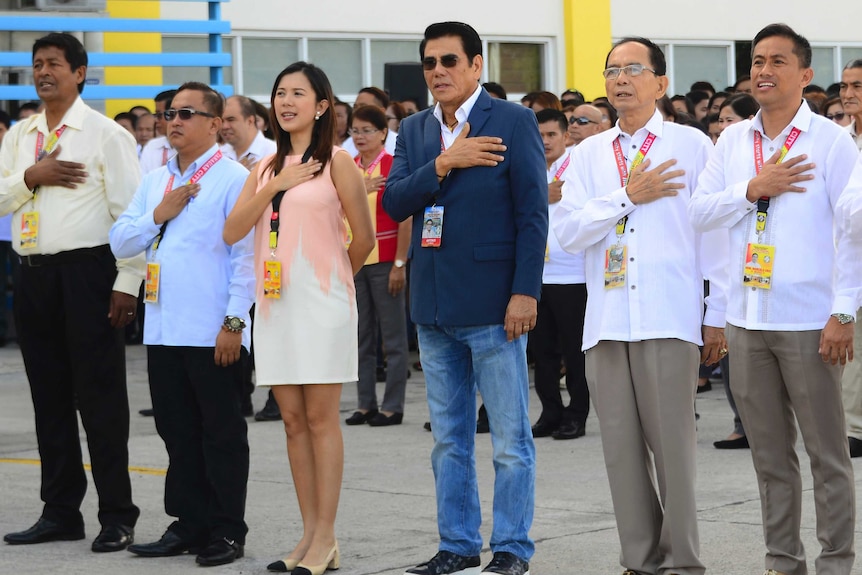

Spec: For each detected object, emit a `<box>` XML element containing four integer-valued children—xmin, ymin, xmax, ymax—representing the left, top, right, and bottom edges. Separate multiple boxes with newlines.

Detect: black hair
<box><xmin>0</xmin><ymin>109</ymin><xmax>11</xmax><ymax>129</ymax></box>
<box><xmin>592</xmin><ymin>99</ymin><xmax>618</xmax><ymax>126</ymax></box>
<box><xmin>113</xmin><ymin>111</ymin><xmax>137</xmax><ymax>128</ymax></box>
<box><xmin>421</xmin><ymin>21</ymin><xmax>482</xmax><ymax>61</ymax></box>
<box><xmin>357</xmin><ymin>86</ymin><xmax>389</xmax><ymax>109</ymax></box>
<box><xmin>352</xmin><ymin>105</ymin><xmax>388</xmax><ymax>132</ymax></box>
<box><xmin>670</xmin><ymin>94</ymin><xmax>694</xmax><ymax>115</ymax></box>
<box><xmin>845</xmin><ymin>59</ymin><xmax>862</xmax><ymax>71</ymax></box>
<box><xmin>606</xmin><ymin>37</ymin><xmax>667</xmax><ymax>77</ymax></box>
<box><xmin>32</xmin><ymin>33</ymin><xmax>87</xmax><ymax>94</ymax></box>
<box><xmin>483</xmin><ymin>82</ymin><xmax>508</xmax><ymax>100</ymax></box>
<box><xmin>535</xmin><ymin>108</ymin><xmax>568</xmax><ymax>133</ymax></box>
<box><xmin>752</xmin><ymin>23</ymin><xmax>812</xmax><ymax>69</ymax></box>
<box><xmin>719</xmin><ymin>92</ymin><xmax>760</xmax><ymax>119</ymax></box>
<box><xmin>175</xmin><ymin>81</ymin><xmax>224</xmax><ymax>117</ymax></box>
<box><xmin>155</xmin><ymin>89</ymin><xmax>177</xmax><ymax>108</ymax></box>
<box><xmin>686</xmin><ymin>90</ymin><xmax>710</xmax><ymax>106</ymax></box>
<box><xmin>690</xmin><ymin>81</ymin><xmax>715</xmax><ymax>94</ymax></box>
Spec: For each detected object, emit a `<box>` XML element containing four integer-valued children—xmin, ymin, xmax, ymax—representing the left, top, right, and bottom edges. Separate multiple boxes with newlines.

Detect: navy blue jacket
<box><xmin>382</xmin><ymin>88</ymin><xmax>548</xmax><ymax>326</ymax></box>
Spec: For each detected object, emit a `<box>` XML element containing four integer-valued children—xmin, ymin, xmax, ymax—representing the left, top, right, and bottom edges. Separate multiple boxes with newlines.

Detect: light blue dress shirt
<box><xmin>110</xmin><ymin>144</ymin><xmax>255</xmax><ymax>350</ymax></box>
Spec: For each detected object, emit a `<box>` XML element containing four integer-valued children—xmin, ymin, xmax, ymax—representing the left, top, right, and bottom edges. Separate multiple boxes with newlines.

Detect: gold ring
<box><xmin>719</xmin><ymin>348</ymin><xmax>728</xmax><ymax>355</ymax></box>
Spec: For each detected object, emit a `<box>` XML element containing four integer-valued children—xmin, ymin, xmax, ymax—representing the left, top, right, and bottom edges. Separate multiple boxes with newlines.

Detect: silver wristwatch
<box><xmin>223</xmin><ymin>316</ymin><xmax>246</xmax><ymax>333</ymax></box>
<box><xmin>831</xmin><ymin>313</ymin><xmax>855</xmax><ymax>325</ymax></box>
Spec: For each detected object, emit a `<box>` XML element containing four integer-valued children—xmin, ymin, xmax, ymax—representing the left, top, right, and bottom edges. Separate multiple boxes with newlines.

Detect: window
<box><xmin>161</xmin><ymin>36</ymin><xmax>233</xmax><ymax>87</ymax></box>
<box><xmin>670</xmin><ymin>45</ymin><xmax>729</xmax><ymax>95</ymax></box>
<box><xmin>842</xmin><ymin>47</ymin><xmax>862</xmax><ymax>67</ymax></box>
<box><xmin>811</xmin><ymin>47</ymin><xmax>834</xmax><ymax>88</ymax></box>
<box><xmin>307</xmin><ymin>39</ymin><xmax>362</xmax><ymax>96</ymax></box>
<box><xmin>242</xmin><ymin>38</ymin><xmax>298</xmax><ymax>98</ymax></box>
<box><xmin>371</xmin><ymin>40</ymin><xmax>421</xmax><ymax>89</ymax></box>
<box><xmin>488</xmin><ymin>42</ymin><xmax>544</xmax><ymax>94</ymax></box>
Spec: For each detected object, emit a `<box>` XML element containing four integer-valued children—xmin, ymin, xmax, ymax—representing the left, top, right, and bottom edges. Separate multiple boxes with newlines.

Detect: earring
<box><xmin>315</xmin><ymin>112</ymin><xmax>320</xmax><ymax>121</ymax></box>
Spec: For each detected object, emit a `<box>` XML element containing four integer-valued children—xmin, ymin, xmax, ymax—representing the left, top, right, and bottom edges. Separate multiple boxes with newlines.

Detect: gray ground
<box><xmin>0</xmin><ymin>343</ymin><xmax>860</xmax><ymax>574</ymax></box>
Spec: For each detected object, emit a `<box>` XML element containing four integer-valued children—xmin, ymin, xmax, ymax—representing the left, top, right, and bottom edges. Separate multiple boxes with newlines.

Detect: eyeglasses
<box><xmin>163</xmin><ymin>108</ymin><xmax>215</xmax><ymax>121</ymax></box>
<box><xmin>349</xmin><ymin>128</ymin><xmax>380</xmax><ymax>136</ymax></box>
<box><xmin>602</xmin><ymin>64</ymin><xmax>658</xmax><ymax>80</ymax></box>
<box><xmin>826</xmin><ymin>112</ymin><xmax>846</xmax><ymax>122</ymax></box>
<box><xmin>569</xmin><ymin>116</ymin><xmax>598</xmax><ymax>126</ymax></box>
<box><xmin>421</xmin><ymin>54</ymin><xmax>459</xmax><ymax>71</ymax></box>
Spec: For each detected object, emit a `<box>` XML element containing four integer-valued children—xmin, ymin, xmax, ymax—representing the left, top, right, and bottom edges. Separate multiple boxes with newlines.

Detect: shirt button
<box><xmin>769</xmin><ymin>147</ymin><xmax>774</xmax><ymax>152</ymax></box>
<box><xmin>632</xmin><ymin>144</ymin><xmax>637</xmax><ymax>149</ymax></box>
<box><xmin>629</xmin><ymin>228</ymin><xmax>635</xmax><ymax>233</ymax></box>
<box><xmin>751</xmin><ymin>287</ymin><xmax>756</xmax><ymax>291</ymax></box>
<box><xmin>629</xmin><ymin>257</ymin><xmax>635</xmax><ymax>262</ymax></box>
<box><xmin>631</xmin><ymin>285</ymin><xmax>637</xmax><ymax>290</ymax></box>
<box><xmin>621</xmin><ymin>203</ymin><xmax>627</xmax><ymax>208</ymax></box>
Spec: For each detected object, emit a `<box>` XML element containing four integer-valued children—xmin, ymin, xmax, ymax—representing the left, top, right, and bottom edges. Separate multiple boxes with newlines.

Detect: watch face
<box><xmin>229</xmin><ymin>317</ymin><xmax>242</xmax><ymax>329</ymax></box>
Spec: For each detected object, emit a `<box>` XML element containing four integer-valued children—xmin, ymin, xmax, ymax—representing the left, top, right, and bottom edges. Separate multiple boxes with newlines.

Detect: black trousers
<box><xmin>532</xmin><ymin>283</ymin><xmax>590</xmax><ymax>427</ymax></box>
<box><xmin>147</xmin><ymin>345</ymin><xmax>249</xmax><ymax>544</ymax></box>
<box><xmin>14</xmin><ymin>247</ymin><xmax>139</xmax><ymax>528</ymax></box>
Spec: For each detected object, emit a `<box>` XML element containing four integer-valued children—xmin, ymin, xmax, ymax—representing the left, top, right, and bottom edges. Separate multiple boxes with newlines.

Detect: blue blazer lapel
<box><xmin>466</xmin><ymin>88</ymin><xmax>492</xmax><ymax>135</ymax></box>
<box><xmin>423</xmin><ymin>111</ymin><xmax>441</xmax><ymax>165</ymax></box>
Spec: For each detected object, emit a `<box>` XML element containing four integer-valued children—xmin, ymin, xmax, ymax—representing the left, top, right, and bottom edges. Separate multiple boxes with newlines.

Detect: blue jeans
<box><xmin>417</xmin><ymin>324</ymin><xmax>535</xmax><ymax>561</ymax></box>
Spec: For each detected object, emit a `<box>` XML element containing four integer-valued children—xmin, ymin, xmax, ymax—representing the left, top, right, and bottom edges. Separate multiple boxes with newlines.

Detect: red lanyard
<box><xmin>35</xmin><ymin>125</ymin><xmax>67</xmax><ymax>162</ymax></box>
<box><xmin>153</xmin><ymin>150</ymin><xmax>223</xmax><ymax>252</ymax></box>
<box><xmin>552</xmin><ymin>156</ymin><xmax>570</xmax><ymax>182</ymax></box>
<box><xmin>355</xmin><ymin>149</ymin><xmax>386</xmax><ymax>176</ymax></box>
<box><xmin>752</xmin><ymin>126</ymin><xmax>801</xmax><ymax>235</ymax></box>
<box><xmin>612</xmin><ymin>132</ymin><xmax>656</xmax><ymax>187</ymax></box>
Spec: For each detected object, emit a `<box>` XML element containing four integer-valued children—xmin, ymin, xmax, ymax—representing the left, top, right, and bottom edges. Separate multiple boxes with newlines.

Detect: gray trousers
<box><xmin>355</xmin><ymin>262</ymin><xmax>408</xmax><ymax>413</ymax></box>
<box><xmin>841</xmin><ymin>312</ymin><xmax>862</xmax><ymax>441</ymax></box>
<box><xmin>586</xmin><ymin>339</ymin><xmax>704</xmax><ymax>575</ymax></box>
<box><xmin>727</xmin><ymin>325</ymin><xmax>855</xmax><ymax>575</ymax></box>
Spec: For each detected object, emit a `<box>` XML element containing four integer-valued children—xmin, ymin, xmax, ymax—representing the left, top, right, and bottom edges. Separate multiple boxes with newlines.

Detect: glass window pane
<box><xmin>671</xmin><ymin>45</ymin><xmax>728</xmax><ymax>96</ymax></box>
<box><xmin>811</xmin><ymin>47</ymin><xmax>835</xmax><ymax>86</ymax></box>
<box><xmin>841</xmin><ymin>47</ymin><xmax>862</xmax><ymax>67</ymax></box>
<box><xmin>308</xmin><ymin>39</ymin><xmax>362</xmax><ymax>97</ymax></box>
<box><xmin>162</xmin><ymin>36</ymin><xmax>233</xmax><ymax>88</ymax></box>
<box><xmin>371</xmin><ymin>40</ymin><xmax>421</xmax><ymax>89</ymax></box>
<box><xmin>488</xmin><ymin>42</ymin><xmax>543</xmax><ymax>95</ymax></box>
<box><xmin>243</xmin><ymin>38</ymin><xmax>298</xmax><ymax>97</ymax></box>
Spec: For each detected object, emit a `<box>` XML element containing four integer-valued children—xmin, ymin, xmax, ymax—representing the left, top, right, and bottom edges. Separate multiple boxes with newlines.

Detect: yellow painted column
<box><xmin>562</xmin><ymin>0</ymin><xmax>611</xmax><ymax>101</ymax></box>
<box><xmin>104</xmin><ymin>0</ymin><xmax>162</xmax><ymax>117</ymax></box>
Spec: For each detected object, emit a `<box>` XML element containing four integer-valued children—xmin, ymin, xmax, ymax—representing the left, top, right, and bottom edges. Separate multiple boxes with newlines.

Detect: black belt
<box><xmin>18</xmin><ymin>245</ymin><xmax>113</xmax><ymax>267</ymax></box>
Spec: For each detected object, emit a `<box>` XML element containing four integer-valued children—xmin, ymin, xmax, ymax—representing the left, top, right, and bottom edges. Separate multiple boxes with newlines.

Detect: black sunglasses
<box><xmin>826</xmin><ymin>112</ymin><xmax>846</xmax><ymax>122</ymax></box>
<box><xmin>422</xmin><ymin>54</ymin><xmax>459</xmax><ymax>71</ymax></box>
<box><xmin>163</xmin><ymin>108</ymin><xmax>215</xmax><ymax>121</ymax></box>
<box><xmin>569</xmin><ymin>116</ymin><xmax>597</xmax><ymax>126</ymax></box>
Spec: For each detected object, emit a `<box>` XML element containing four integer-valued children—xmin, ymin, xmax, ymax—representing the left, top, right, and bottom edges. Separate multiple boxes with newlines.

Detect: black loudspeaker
<box><xmin>384</xmin><ymin>62</ymin><xmax>428</xmax><ymax>110</ymax></box>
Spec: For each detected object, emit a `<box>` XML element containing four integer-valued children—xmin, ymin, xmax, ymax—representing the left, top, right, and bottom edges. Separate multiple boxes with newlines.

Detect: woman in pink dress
<box><xmin>223</xmin><ymin>62</ymin><xmax>373</xmax><ymax>575</ymax></box>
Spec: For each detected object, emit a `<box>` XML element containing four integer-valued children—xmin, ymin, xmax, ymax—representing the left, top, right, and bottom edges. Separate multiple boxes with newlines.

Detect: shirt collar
<box><xmin>433</xmin><ymin>83</ymin><xmax>483</xmax><ymax>129</ymax></box>
<box><xmin>750</xmin><ymin>100</ymin><xmax>812</xmax><ymax>138</ymax></box>
<box><xmin>547</xmin><ymin>150</ymin><xmax>568</xmax><ymax>174</ymax></box>
<box><xmin>167</xmin><ymin>143</ymin><xmax>220</xmax><ymax>179</ymax></box>
<box><xmin>609</xmin><ymin>108</ymin><xmax>665</xmax><ymax>140</ymax></box>
<box><xmin>27</xmin><ymin>96</ymin><xmax>87</xmax><ymax>134</ymax></box>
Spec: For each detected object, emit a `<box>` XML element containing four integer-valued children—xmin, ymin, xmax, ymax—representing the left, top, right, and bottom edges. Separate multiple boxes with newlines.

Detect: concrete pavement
<box><xmin>0</xmin><ymin>342</ymin><xmax>860</xmax><ymax>574</ymax></box>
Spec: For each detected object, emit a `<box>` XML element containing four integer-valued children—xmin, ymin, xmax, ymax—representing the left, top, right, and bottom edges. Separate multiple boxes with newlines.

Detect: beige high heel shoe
<box><xmin>266</xmin><ymin>556</ymin><xmax>300</xmax><ymax>572</ymax></box>
<box><xmin>292</xmin><ymin>542</ymin><xmax>340</xmax><ymax>575</ymax></box>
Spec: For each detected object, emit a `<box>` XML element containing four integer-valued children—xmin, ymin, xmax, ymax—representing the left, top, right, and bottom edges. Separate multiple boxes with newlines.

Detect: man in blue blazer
<box><xmin>383</xmin><ymin>21</ymin><xmax>547</xmax><ymax>575</ymax></box>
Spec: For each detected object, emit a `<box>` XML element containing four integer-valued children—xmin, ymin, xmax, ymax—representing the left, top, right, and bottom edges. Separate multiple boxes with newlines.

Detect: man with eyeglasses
<box><xmin>568</xmin><ymin>103</ymin><xmax>604</xmax><ymax>146</ymax></box>
<box><xmin>1</xmin><ymin>32</ymin><xmax>144</xmax><ymax>553</ymax></box>
<box><xmin>140</xmin><ymin>89</ymin><xmax>177</xmax><ymax>175</ymax></box>
<box><xmin>840</xmin><ymin>59</ymin><xmax>862</xmax><ymax>151</ymax></box>
<box><xmin>553</xmin><ymin>36</ymin><xmax>727</xmax><ymax>575</ymax></box>
<box><xmin>384</xmin><ymin>20</ymin><xmax>546</xmax><ymax>575</ymax></box>
<box><xmin>111</xmin><ymin>81</ymin><xmax>254</xmax><ymax>567</ymax></box>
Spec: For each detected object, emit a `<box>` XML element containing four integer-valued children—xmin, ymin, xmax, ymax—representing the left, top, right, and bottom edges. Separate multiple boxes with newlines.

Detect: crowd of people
<box><xmin>1</xmin><ymin>19</ymin><xmax>862</xmax><ymax>575</ymax></box>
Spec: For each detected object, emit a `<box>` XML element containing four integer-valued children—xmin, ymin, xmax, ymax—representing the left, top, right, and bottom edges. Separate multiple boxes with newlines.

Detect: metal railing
<box><xmin>0</xmin><ymin>0</ymin><xmax>232</xmax><ymax>101</ymax></box>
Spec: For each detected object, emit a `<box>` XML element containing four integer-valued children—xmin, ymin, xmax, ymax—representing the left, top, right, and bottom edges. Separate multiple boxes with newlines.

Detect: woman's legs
<box><xmin>272</xmin><ymin>384</ymin><xmax>343</xmax><ymax>566</ymax></box>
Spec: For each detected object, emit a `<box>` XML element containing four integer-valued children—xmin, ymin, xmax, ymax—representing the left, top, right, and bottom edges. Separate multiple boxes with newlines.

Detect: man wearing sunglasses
<box><xmin>1</xmin><ymin>33</ymin><xmax>143</xmax><ymax>553</ymax></box>
<box><xmin>111</xmin><ymin>82</ymin><xmax>254</xmax><ymax>567</ymax></box>
<box><xmin>553</xmin><ymin>37</ymin><xmax>727</xmax><ymax>575</ymax></box>
<box><xmin>384</xmin><ymin>20</ymin><xmax>546</xmax><ymax>575</ymax></box>
<box><xmin>568</xmin><ymin>103</ymin><xmax>604</xmax><ymax>146</ymax></box>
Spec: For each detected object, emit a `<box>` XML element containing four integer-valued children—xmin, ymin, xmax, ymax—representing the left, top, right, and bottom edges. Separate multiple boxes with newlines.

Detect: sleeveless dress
<box><xmin>252</xmin><ymin>148</ymin><xmax>358</xmax><ymax>385</ymax></box>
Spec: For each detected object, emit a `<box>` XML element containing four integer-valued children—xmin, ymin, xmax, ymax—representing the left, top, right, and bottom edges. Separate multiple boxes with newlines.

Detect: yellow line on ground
<box><xmin>0</xmin><ymin>458</ymin><xmax>166</xmax><ymax>476</ymax></box>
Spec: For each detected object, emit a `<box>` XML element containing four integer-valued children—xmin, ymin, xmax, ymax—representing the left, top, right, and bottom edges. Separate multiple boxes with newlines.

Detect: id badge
<box><xmin>20</xmin><ymin>212</ymin><xmax>39</xmax><ymax>250</ymax></box>
<box><xmin>264</xmin><ymin>260</ymin><xmax>282</xmax><ymax>299</ymax></box>
<box><xmin>145</xmin><ymin>262</ymin><xmax>160</xmax><ymax>303</ymax></box>
<box><xmin>545</xmin><ymin>242</ymin><xmax>550</xmax><ymax>262</ymax></box>
<box><xmin>604</xmin><ymin>244</ymin><xmax>627</xmax><ymax>289</ymax></box>
<box><xmin>421</xmin><ymin>205</ymin><xmax>444</xmax><ymax>248</ymax></box>
<box><xmin>742</xmin><ymin>242</ymin><xmax>775</xmax><ymax>289</ymax></box>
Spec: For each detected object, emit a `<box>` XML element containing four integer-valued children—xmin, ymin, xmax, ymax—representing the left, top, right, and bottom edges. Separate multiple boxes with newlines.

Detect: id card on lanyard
<box><xmin>21</xmin><ymin>125</ymin><xmax>68</xmax><ymax>250</ymax></box>
<box><xmin>145</xmin><ymin>150</ymin><xmax>223</xmax><ymax>303</ymax></box>
<box><xmin>743</xmin><ymin>126</ymin><xmax>801</xmax><ymax>290</ymax></box>
<box><xmin>603</xmin><ymin>133</ymin><xmax>656</xmax><ymax>289</ymax></box>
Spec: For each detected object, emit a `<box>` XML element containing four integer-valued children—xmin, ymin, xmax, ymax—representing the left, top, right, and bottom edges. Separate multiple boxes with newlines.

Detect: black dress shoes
<box><xmin>196</xmin><ymin>537</ymin><xmax>244</xmax><ymax>567</ymax></box>
<box><xmin>4</xmin><ymin>517</ymin><xmax>85</xmax><ymax>545</ymax></box>
<box><xmin>531</xmin><ymin>420</ymin><xmax>557</xmax><ymax>438</ymax></box>
<box><xmin>368</xmin><ymin>411</ymin><xmax>403</xmax><ymax>426</ymax></box>
<box><xmin>255</xmin><ymin>392</ymin><xmax>282</xmax><ymax>422</ymax></box>
<box><xmin>481</xmin><ymin>551</ymin><xmax>530</xmax><ymax>575</ymax></box>
<box><xmin>713</xmin><ymin>436</ymin><xmax>750</xmax><ymax>449</ymax></box>
<box><xmin>127</xmin><ymin>529</ymin><xmax>200</xmax><ymax>557</ymax></box>
<box><xmin>552</xmin><ymin>421</ymin><xmax>586</xmax><ymax>440</ymax></box>
<box><xmin>850</xmin><ymin>437</ymin><xmax>862</xmax><ymax>458</ymax></box>
<box><xmin>345</xmin><ymin>409</ymin><xmax>378</xmax><ymax>425</ymax></box>
<box><xmin>139</xmin><ymin>408</ymin><xmax>155</xmax><ymax>417</ymax></box>
<box><xmin>91</xmin><ymin>524</ymin><xmax>134</xmax><ymax>552</ymax></box>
